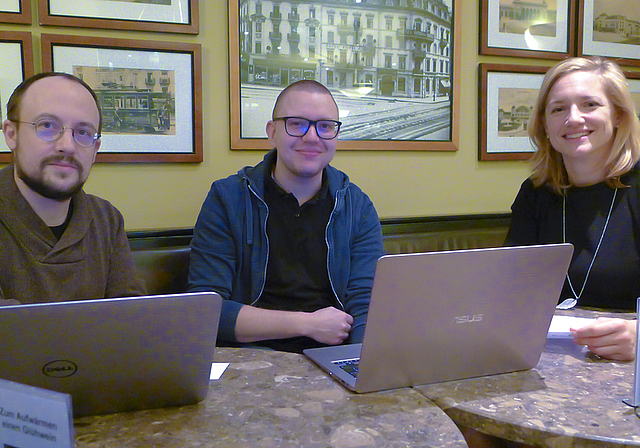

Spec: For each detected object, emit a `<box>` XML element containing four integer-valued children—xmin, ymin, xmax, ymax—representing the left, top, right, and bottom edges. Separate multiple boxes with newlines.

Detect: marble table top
<box><xmin>74</xmin><ymin>347</ymin><xmax>468</xmax><ymax>448</ymax></box>
<box><xmin>416</xmin><ymin>309</ymin><xmax>640</xmax><ymax>448</ymax></box>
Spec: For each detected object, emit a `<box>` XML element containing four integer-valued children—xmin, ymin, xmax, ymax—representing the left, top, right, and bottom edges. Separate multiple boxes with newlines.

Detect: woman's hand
<box><xmin>571</xmin><ymin>318</ymin><xmax>637</xmax><ymax>361</ymax></box>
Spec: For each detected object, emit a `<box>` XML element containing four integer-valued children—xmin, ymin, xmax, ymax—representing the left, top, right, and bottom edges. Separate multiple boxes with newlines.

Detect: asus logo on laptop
<box><xmin>451</xmin><ymin>314</ymin><xmax>483</xmax><ymax>324</ymax></box>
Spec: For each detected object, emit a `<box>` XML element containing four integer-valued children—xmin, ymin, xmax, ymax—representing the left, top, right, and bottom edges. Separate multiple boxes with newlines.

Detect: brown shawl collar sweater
<box><xmin>0</xmin><ymin>164</ymin><xmax>145</xmax><ymax>303</ymax></box>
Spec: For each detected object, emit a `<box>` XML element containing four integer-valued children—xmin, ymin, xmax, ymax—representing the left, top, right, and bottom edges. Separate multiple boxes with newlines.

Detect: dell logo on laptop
<box><xmin>451</xmin><ymin>314</ymin><xmax>483</xmax><ymax>324</ymax></box>
<box><xmin>42</xmin><ymin>360</ymin><xmax>77</xmax><ymax>378</ymax></box>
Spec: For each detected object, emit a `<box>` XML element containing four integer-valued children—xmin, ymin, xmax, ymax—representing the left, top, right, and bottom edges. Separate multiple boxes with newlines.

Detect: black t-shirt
<box><xmin>254</xmin><ymin>169</ymin><xmax>336</xmax><ymax>352</ymax></box>
<box><xmin>48</xmin><ymin>202</ymin><xmax>73</xmax><ymax>240</ymax></box>
<box><xmin>506</xmin><ymin>168</ymin><xmax>640</xmax><ymax>310</ymax></box>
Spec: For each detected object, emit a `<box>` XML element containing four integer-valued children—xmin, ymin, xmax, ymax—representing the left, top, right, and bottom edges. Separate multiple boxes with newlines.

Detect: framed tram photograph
<box><xmin>0</xmin><ymin>0</ymin><xmax>31</xmax><ymax>24</ymax></box>
<box><xmin>479</xmin><ymin>63</ymin><xmax>548</xmax><ymax>161</ymax></box>
<box><xmin>480</xmin><ymin>0</ymin><xmax>575</xmax><ymax>59</ymax></box>
<box><xmin>0</xmin><ymin>31</ymin><xmax>34</xmax><ymax>163</ymax></box>
<box><xmin>579</xmin><ymin>0</ymin><xmax>640</xmax><ymax>66</ymax></box>
<box><xmin>41</xmin><ymin>34</ymin><xmax>202</xmax><ymax>163</ymax></box>
<box><xmin>229</xmin><ymin>0</ymin><xmax>461</xmax><ymax>151</ymax></box>
<box><xmin>38</xmin><ymin>0</ymin><xmax>198</xmax><ymax>34</ymax></box>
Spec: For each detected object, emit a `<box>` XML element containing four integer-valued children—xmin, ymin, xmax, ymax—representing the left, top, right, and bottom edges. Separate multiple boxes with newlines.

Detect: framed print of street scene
<box><xmin>579</xmin><ymin>0</ymin><xmax>640</xmax><ymax>66</ymax></box>
<box><xmin>38</xmin><ymin>0</ymin><xmax>198</xmax><ymax>34</ymax></box>
<box><xmin>0</xmin><ymin>31</ymin><xmax>34</xmax><ymax>162</ymax></box>
<box><xmin>229</xmin><ymin>0</ymin><xmax>460</xmax><ymax>151</ymax></box>
<box><xmin>0</xmin><ymin>0</ymin><xmax>31</xmax><ymax>24</ymax></box>
<box><xmin>41</xmin><ymin>34</ymin><xmax>203</xmax><ymax>163</ymax></box>
<box><xmin>480</xmin><ymin>0</ymin><xmax>575</xmax><ymax>59</ymax></box>
<box><xmin>479</xmin><ymin>63</ymin><xmax>547</xmax><ymax>161</ymax></box>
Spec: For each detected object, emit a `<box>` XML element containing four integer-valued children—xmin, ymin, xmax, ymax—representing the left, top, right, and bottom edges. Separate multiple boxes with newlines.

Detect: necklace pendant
<box><xmin>556</xmin><ymin>298</ymin><xmax>577</xmax><ymax>310</ymax></box>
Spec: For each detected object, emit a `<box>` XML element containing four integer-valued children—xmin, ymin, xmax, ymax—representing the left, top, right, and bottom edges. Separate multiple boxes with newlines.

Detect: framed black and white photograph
<box><xmin>229</xmin><ymin>0</ymin><xmax>460</xmax><ymax>151</ymax></box>
<box><xmin>480</xmin><ymin>0</ymin><xmax>575</xmax><ymax>59</ymax></box>
<box><xmin>38</xmin><ymin>0</ymin><xmax>198</xmax><ymax>34</ymax></box>
<box><xmin>0</xmin><ymin>31</ymin><xmax>34</xmax><ymax>163</ymax></box>
<box><xmin>41</xmin><ymin>34</ymin><xmax>202</xmax><ymax>163</ymax></box>
<box><xmin>579</xmin><ymin>0</ymin><xmax>640</xmax><ymax>66</ymax></box>
<box><xmin>0</xmin><ymin>0</ymin><xmax>31</xmax><ymax>24</ymax></box>
<box><xmin>479</xmin><ymin>63</ymin><xmax>548</xmax><ymax>161</ymax></box>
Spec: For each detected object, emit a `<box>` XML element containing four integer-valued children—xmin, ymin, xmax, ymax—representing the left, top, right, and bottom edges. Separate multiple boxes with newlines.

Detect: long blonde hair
<box><xmin>528</xmin><ymin>57</ymin><xmax>640</xmax><ymax>194</ymax></box>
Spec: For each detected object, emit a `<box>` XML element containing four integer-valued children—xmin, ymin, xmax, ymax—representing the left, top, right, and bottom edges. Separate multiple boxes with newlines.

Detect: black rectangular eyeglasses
<box><xmin>274</xmin><ymin>116</ymin><xmax>342</xmax><ymax>140</ymax></box>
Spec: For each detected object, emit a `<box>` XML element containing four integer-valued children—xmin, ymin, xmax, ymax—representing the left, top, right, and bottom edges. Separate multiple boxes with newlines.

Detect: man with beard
<box><xmin>0</xmin><ymin>72</ymin><xmax>145</xmax><ymax>304</ymax></box>
<box><xmin>188</xmin><ymin>80</ymin><xmax>383</xmax><ymax>353</ymax></box>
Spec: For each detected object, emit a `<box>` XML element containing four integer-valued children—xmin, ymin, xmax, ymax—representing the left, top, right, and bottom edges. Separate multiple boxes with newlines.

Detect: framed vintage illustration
<box><xmin>623</xmin><ymin>71</ymin><xmax>640</xmax><ymax>114</ymax></box>
<box><xmin>41</xmin><ymin>34</ymin><xmax>203</xmax><ymax>163</ymax></box>
<box><xmin>579</xmin><ymin>0</ymin><xmax>640</xmax><ymax>66</ymax></box>
<box><xmin>480</xmin><ymin>0</ymin><xmax>575</xmax><ymax>59</ymax></box>
<box><xmin>229</xmin><ymin>0</ymin><xmax>460</xmax><ymax>151</ymax></box>
<box><xmin>38</xmin><ymin>0</ymin><xmax>198</xmax><ymax>34</ymax></box>
<box><xmin>0</xmin><ymin>31</ymin><xmax>34</xmax><ymax>163</ymax></box>
<box><xmin>0</xmin><ymin>0</ymin><xmax>31</xmax><ymax>24</ymax></box>
<box><xmin>479</xmin><ymin>63</ymin><xmax>548</xmax><ymax>161</ymax></box>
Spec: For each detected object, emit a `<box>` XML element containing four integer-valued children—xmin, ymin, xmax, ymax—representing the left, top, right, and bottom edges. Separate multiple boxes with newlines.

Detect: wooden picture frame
<box><xmin>41</xmin><ymin>34</ymin><xmax>203</xmax><ymax>163</ymax></box>
<box><xmin>38</xmin><ymin>0</ymin><xmax>198</xmax><ymax>34</ymax></box>
<box><xmin>0</xmin><ymin>31</ymin><xmax>34</xmax><ymax>163</ymax></box>
<box><xmin>479</xmin><ymin>63</ymin><xmax>548</xmax><ymax>161</ymax></box>
<box><xmin>229</xmin><ymin>0</ymin><xmax>460</xmax><ymax>151</ymax></box>
<box><xmin>0</xmin><ymin>0</ymin><xmax>31</xmax><ymax>24</ymax></box>
<box><xmin>578</xmin><ymin>0</ymin><xmax>640</xmax><ymax>66</ymax></box>
<box><xmin>480</xmin><ymin>0</ymin><xmax>575</xmax><ymax>59</ymax></box>
<box><xmin>623</xmin><ymin>71</ymin><xmax>640</xmax><ymax>118</ymax></box>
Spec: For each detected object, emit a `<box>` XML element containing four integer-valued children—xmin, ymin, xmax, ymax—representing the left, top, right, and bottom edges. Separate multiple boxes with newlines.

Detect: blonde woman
<box><xmin>506</xmin><ymin>57</ymin><xmax>639</xmax><ymax>361</ymax></box>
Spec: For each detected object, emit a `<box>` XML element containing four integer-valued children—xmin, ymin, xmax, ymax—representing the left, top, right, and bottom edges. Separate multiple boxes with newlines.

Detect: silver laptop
<box><xmin>0</xmin><ymin>292</ymin><xmax>222</xmax><ymax>416</ymax></box>
<box><xmin>305</xmin><ymin>244</ymin><xmax>573</xmax><ymax>393</ymax></box>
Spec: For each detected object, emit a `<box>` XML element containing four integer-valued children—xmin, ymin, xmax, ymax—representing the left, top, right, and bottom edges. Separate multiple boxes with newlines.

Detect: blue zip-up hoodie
<box><xmin>188</xmin><ymin>150</ymin><xmax>384</xmax><ymax>344</ymax></box>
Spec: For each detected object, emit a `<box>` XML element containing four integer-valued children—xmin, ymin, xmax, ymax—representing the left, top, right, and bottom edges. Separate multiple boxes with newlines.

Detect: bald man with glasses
<box><xmin>188</xmin><ymin>80</ymin><xmax>383</xmax><ymax>353</ymax></box>
<box><xmin>0</xmin><ymin>72</ymin><xmax>145</xmax><ymax>304</ymax></box>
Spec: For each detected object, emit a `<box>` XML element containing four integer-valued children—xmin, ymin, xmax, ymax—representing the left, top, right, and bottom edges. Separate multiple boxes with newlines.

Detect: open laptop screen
<box><xmin>0</xmin><ymin>292</ymin><xmax>221</xmax><ymax>416</ymax></box>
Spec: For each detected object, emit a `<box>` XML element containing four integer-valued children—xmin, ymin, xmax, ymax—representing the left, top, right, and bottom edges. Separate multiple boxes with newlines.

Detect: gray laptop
<box><xmin>305</xmin><ymin>244</ymin><xmax>573</xmax><ymax>393</ymax></box>
<box><xmin>0</xmin><ymin>292</ymin><xmax>222</xmax><ymax>416</ymax></box>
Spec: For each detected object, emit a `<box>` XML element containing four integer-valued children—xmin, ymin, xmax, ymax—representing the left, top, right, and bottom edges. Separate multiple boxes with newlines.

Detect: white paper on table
<box><xmin>548</xmin><ymin>315</ymin><xmax>596</xmax><ymax>337</ymax></box>
<box><xmin>210</xmin><ymin>362</ymin><xmax>230</xmax><ymax>380</ymax></box>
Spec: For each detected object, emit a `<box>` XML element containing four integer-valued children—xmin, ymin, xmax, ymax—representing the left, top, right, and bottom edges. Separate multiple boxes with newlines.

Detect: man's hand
<box><xmin>571</xmin><ymin>318</ymin><xmax>636</xmax><ymax>361</ymax></box>
<box><xmin>235</xmin><ymin>305</ymin><xmax>353</xmax><ymax>344</ymax></box>
<box><xmin>302</xmin><ymin>306</ymin><xmax>353</xmax><ymax>345</ymax></box>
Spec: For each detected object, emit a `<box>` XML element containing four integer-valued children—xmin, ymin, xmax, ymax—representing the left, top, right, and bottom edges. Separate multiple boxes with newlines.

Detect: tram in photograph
<box><xmin>95</xmin><ymin>88</ymin><xmax>174</xmax><ymax>134</ymax></box>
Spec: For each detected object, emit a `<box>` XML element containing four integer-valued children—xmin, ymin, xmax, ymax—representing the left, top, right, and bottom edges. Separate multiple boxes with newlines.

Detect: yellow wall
<box><xmin>2</xmin><ymin>0</ymin><xmax>543</xmax><ymax>230</ymax></box>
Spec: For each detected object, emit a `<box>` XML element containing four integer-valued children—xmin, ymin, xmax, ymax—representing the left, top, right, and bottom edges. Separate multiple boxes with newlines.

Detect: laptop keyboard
<box><xmin>333</xmin><ymin>358</ymin><xmax>360</xmax><ymax>378</ymax></box>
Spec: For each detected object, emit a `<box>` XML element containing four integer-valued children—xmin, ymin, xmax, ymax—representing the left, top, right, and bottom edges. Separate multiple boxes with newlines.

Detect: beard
<box><xmin>15</xmin><ymin>155</ymin><xmax>86</xmax><ymax>201</ymax></box>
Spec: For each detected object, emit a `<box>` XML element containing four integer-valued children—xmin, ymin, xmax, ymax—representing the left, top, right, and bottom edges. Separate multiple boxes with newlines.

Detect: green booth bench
<box><xmin>128</xmin><ymin>213</ymin><xmax>511</xmax><ymax>296</ymax></box>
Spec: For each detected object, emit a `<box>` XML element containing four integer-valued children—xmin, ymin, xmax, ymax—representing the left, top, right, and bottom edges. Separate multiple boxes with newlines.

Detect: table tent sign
<box><xmin>0</xmin><ymin>378</ymin><xmax>73</xmax><ymax>448</ymax></box>
<box><xmin>624</xmin><ymin>298</ymin><xmax>640</xmax><ymax>408</ymax></box>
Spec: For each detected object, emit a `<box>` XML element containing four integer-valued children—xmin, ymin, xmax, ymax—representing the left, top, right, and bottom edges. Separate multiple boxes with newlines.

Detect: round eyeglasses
<box><xmin>274</xmin><ymin>116</ymin><xmax>342</xmax><ymax>140</ymax></box>
<box><xmin>15</xmin><ymin>118</ymin><xmax>101</xmax><ymax>148</ymax></box>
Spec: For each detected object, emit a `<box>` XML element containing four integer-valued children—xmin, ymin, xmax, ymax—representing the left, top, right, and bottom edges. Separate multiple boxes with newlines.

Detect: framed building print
<box><xmin>623</xmin><ymin>71</ymin><xmax>640</xmax><ymax>114</ymax></box>
<box><xmin>38</xmin><ymin>0</ymin><xmax>198</xmax><ymax>34</ymax></box>
<box><xmin>480</xmin><ymin>0</ymin><xmax>575</xmax><ymax>59</ymax></box>
<box><xmin>229</xmin><ymin>0</ymin><xmax>461</xmax><ymax>151</ymax></box>
<box><xmin>0</xmin><ymin>0</ymin><xmax>31</xmax><ymax>24</ymax></box>
<box><xmin>41</xmin><ymin>34</ymin><xmax>203</xmax><ymax>163</ymax></box>
<box><xmin>479</xmin><ymin>63</ymin><xmax>548</xmax><ymax>161</ymax></box>
<box><xmin>0</xmin><ymin>31</ymin><xmax>34</xmax><ymax>163</ymax></box>
<box><xmin>579</xmin><ymin>0</ymin><xmax>640</xmax><ymax>66</ymax></box>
